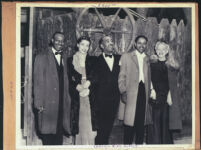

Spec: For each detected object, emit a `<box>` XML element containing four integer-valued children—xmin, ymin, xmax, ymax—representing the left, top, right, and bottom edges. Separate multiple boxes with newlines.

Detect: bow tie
<box><xmin>55</xmin><ymin>51</ymin><xmax>63</xmax><ymax>55</ymax></box>
<box><xmin>105</xmin><ymin>54</ymin><xmax>113</xmax><ymax>58</ymax></box>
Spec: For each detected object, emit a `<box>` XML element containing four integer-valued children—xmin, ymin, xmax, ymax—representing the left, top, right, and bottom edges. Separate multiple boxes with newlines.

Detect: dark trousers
<box><xmin>95</xmin><ymin>99</ymin><xmax>118</xmax><ymax>145</ymax></box>
<box><xmin>147</xmin><ymin>104</ymin><xmax>173</xmax><ymax>144</ymax></box>
<box><xmin>124</xmin><ymin>81</ymin><xmax>146</xmax><ymax>144</ymax></box>
<box><xmin>41</xmin><ymin>133</ymin><xmax>63</xmax><ymax>145</ymax></box>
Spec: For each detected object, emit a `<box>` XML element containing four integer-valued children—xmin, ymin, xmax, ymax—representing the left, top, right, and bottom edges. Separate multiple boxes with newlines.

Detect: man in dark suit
<box><xmin>33</xmin><ymin>32</ymin><xmax>71</xmax><ymax>145</ymax></box>
<box><xmin>94</xmin><ymin>35</ymin><xmax>121</xmax><ymax>145</ymax></box>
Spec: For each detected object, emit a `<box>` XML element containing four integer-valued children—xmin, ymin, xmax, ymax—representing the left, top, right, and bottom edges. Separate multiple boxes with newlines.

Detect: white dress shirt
<box><xmin>103</xmin><ymin>53</ymin><xmax>114</xmax><ymax>71</ymax></box>
<box><xmin>135</xmin><ymin>50</ymin><xmax>146</xmax><ymax>83</ymax></box>
<box><xmin>52</xmin><ymin>47</ymin><xmax>62</xmax><ymax>65</ymax></box>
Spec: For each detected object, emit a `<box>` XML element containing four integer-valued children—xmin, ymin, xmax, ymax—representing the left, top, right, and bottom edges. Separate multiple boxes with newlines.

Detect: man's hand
<box><xmin>38</xmin><ymin>106</ymin><xmax>45</xmax><ymax>113</ymax></box>
<box><xmin>150</xmin><ymin>89</ymin><xmax>156</xmax><ymax>100</ymax></box>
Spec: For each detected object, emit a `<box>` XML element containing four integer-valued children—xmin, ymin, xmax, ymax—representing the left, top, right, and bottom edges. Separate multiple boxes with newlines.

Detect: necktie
<box><xmin>105</xmin><ymin>54</ymin><xmax>113</xmax><ymax>58</ymax></box>
<box><xmin>55</xmin><ymin>51</ymin><xmax>63</xmax><ymax>66</ymax></box>
<box><xmin>55</xmin><ymin>51</ymin><xmax>63</xmax><ymax>55</ymax></box>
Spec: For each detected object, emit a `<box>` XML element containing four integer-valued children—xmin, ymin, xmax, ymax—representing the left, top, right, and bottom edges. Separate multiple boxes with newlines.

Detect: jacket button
<box><xmin>54</xmin><ymin>88</ymin><xmax>56</xmax><ymax>90</ymax></box>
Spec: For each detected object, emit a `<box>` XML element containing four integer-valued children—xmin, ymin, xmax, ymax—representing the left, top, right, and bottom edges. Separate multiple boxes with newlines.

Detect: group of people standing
<box><xmin>33</xmin><ymin>31</ymin><xmax>182</xmax><ymax>145</ymax></box>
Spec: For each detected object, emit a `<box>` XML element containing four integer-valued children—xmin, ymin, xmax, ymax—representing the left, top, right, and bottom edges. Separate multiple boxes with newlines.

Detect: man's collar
<box><xmin>103</xmin><ymin>52</ymin><xmax>113</xmax><ymax>58</ymax></box>
<box><xmin>52</xmin><ymin>47</ymin><xmax>63</xmax><ymax>55</ymax></box>
<box><xmin>135</xmin><ymin>50</ymin><xmax>146</xmax><ymax>58</ymax></box>
<box><xmin>52</xmin><ymin>47</ymin><xmax>57</xmax><ymax>55</ymax></box>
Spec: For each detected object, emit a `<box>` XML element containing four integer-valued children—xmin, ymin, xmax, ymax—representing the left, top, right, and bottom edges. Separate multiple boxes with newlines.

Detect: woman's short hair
<box><xmin>154</xmin><ymin>40</ymin><xmax>180</xmax><ymax>69</ymax></box>
<box><xmin>75</xmin><ymin>36</ymin><xmax>91</xmax><ymax>52</ymax></box>
<box><xmin>154</xmin><ymin>41</ymin><xmax>170</xmax><ymax>53</ymax></box>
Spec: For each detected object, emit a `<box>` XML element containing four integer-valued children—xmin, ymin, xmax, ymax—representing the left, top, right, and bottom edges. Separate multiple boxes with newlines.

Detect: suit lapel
<box><xmin>62</xmin><ymin>52</ymin><xmax>68</xmax><ymax>73</ymax></box>
<box><xmin>48</xmin><ymin>48</ymin><xmax>59</xmax><ymax>82</ymax></box>
<box><xmin>62</xmin><ymin>52</ymin><xmax>67</xmax><ymax>69</ymax></box>
<box><xmin>130</xmin><ymin>51</ymin><xmax>139</xmax><ymax>70</ymax></box>
<box><xmin>112</xmin><ymin>55</ymin><xmax>119</xmax><ymax>73</ymax></box>
<box><xmin>100</xmin><ymin>54</ymin><xmax>113</xmax><ymax>72</ymax></box>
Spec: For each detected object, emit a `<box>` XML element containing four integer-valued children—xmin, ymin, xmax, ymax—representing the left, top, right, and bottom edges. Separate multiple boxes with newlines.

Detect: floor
<box><xmin>19</xmin><ymin>120</ymin><xmax>192</xmax><ymax>146</ymax></box>
<box><xmin>109</xmin><ymin>120</ymin><xmax>192</xmax><ymax>145</ymax></box>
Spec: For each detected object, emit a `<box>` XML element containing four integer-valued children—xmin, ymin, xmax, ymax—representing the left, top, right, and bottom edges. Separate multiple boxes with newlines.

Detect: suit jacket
<box><xmin>93</xmin><ymin>54</ymin><xmax>121</xmax><ymax>112</ymax></box>
<box><xmin>67</xmin><ymin>55</ymin><xmax>98</xmax><ymax>135</ymax></box>
<box><xmin>33</xmin><ymin>47</ymin><xmax>71</xmax><ymax>134</ymax></box>
<box><xmin>118</xmin><ymin>50</ymin><xmax>153</xmax><ymax>126</ymax></box>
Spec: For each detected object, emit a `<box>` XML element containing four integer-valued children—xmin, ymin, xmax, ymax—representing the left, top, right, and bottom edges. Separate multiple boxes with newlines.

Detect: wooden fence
<box><xmin>24</xmin><ymin>8</ymin><xmax>192</xmax><ymax>145</ymax></box>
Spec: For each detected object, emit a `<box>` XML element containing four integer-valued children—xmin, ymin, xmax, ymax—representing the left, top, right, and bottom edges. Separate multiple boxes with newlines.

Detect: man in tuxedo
<box><xmin>33</xmin><ymin>32</ymin><xmax>71</xmax><ymax>145</ymax></box>
<box><xmin>118</xmin><ymin>35</ymin><xmax>154</xmax><ymax>144</ymax></box>
<box><xmin>94</xmin><ymin>35</ymin><xmax>121</xmax><ymax>145</ymax></box>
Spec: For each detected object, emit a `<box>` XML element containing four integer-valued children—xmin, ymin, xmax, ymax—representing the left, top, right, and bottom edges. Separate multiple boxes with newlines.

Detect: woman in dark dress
<box><xmin>148</xmin><ymin>41</ymin><xmax>182</xmax><ymax>144</ymax></box>
<box><xmin>67</xmin><ymin>36</ymin><xmax>98</xmax><ymax>144</ymax></box>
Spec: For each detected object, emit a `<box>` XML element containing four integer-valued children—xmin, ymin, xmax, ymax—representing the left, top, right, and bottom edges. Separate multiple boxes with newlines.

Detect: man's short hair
<box><xmin>135</xmin><ymin>35</ymin><xmax>148</xmax><ymax>43</ymax></box>
<box><xmin>52</xmin><ymin>32</ymin><xmax>64</xmax><ymax>39</ymax></box>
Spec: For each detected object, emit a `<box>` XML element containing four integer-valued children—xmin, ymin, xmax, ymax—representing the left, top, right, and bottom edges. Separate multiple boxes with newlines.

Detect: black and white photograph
<box><xmin>16</xmin><ymin>2</ymin><xmax>196</xmax><ymax>149</ymax></box>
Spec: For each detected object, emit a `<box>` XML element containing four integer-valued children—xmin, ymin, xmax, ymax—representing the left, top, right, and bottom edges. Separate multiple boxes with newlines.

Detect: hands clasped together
<box><xmin>76</xmin><ymin>78</ymin><xmax>91</xmax><ymax>97</ymax></box>
<box><xmin>150</xmin><ymin>89</ymin><xmax>172</xmax><ymax>106</ymax></box>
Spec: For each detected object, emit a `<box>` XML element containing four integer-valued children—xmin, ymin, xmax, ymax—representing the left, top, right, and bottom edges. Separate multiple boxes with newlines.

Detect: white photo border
<box><xmin>15</xmin><ymin>2</ymin><xmax>197</xmax><ymax>150</ymax></box>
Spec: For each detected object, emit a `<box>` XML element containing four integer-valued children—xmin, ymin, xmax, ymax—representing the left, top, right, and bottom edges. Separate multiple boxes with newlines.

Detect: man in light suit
<box><xmin>33</xmin><ymin>32</ymin><xmax>71</xmax><ymax>145</ymax></box>
<box><xmin>118</xmin><ymin>35</ymin><xmax>154</xmax><ymax>144</ymax></box>
<box><xmin>94</xmin><ymin>35</ymin><xmax>121</xmax><ymax>145</ymax></box>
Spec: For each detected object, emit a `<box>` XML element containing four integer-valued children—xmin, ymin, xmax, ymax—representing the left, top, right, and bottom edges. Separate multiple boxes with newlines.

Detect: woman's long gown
<box><xmin>149</xmin><ymin>60</ymin><xmax>173</xmax><ymax>144</ymax></box>
<box><xmin>74</xmin><ymin>54</ymin><xmax>96</xmax><ymax>145</ymax></box>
